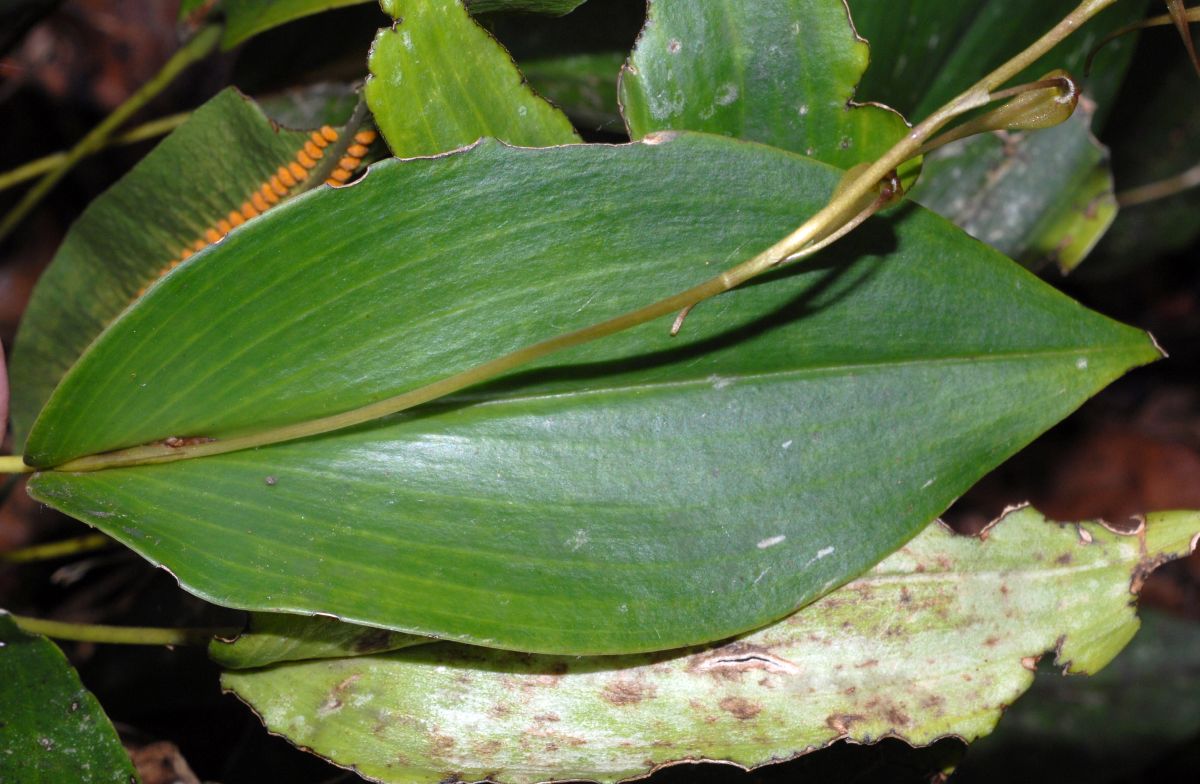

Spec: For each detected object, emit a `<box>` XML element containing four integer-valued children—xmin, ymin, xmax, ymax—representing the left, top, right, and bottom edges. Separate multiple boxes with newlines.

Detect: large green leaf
<box><xmin>619</xmin><ymin>0</ymin><xmax>909</xmax><ymax>168</ymax></box>
<box><xmin>214</xmin><ymin>0</ymin><xmax>589</xmax><ymax>48</ymax></box>
<box><xmin>221</xmin><ymin>508</ymin><xmax>1200</xmax><ymax>784</ymax></box>
<box><xmin>365</xmin><ymin>0</ymin><xmax>580</xmax><ymax>157</ymax></box>
<box><xmin>25</xmin><ymin>133</ymin><xmax>1158</xmax><ymax>654</ymax></box>
<box><xmin>8</xmin><ymin>89</ymin><xmax>320</xmax><ymax>450</ymax></box>
<box><xmin>0</xmin><ymin>612</ymin><xmax>137</xmax><ymax>784</ymax></box>
<box><xmin>911</xmin><ymin>101</ymin><xmax>1117</xmax><ymax>273</ymax></box>
<box><xmin>848</xmin><ymin>0</ymin><xmax>1149</xmax><ymax>126</ymax></box>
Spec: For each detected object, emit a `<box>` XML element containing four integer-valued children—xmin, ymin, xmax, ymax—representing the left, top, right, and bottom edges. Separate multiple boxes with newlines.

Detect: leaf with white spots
<box><xmin>619</xmin><ymin>0</ymin><xmax>911</xmax><ymax>169</ymax></box>
<box><xmin>221</xmin><ymin>508</ymin><xmax>1200</xmax><ymax>783</ymax></box>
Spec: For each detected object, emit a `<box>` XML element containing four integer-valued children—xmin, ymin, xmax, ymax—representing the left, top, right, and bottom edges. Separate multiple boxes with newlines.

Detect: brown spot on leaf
<box><xmin>855</xmin><ymin>659</ymin><xmax>879</xmax><ymax>669</ymax></box>
<box><xmin>602</xmin><ymin>679</ymin><xmax>655</xmax><ymax>706</ymax></box>
<box><xmin>984</xmin><ymin>636</ymin><xmax>1000</xmax><ymax>647</ymax></box>
<box><xmin>885</xmin><ymin>706</ymin><xmax>911</xmax><ymax>726</ymax></box>
<box><xmin>1020</xmin><ymin>656</ymin><xmax>1039</xmax><ymax>671</ymax></box>
<box><xmin>472</xmin><ymin>739</ymin><xmax>502</xmax><ymax>758</ymax></box>
<box><xmin>718</xmin><ymin>696</ymin><xmax>763</xmax><ymax>720</ymax></box>
<box><xmin>430</xmin><ymin>733</ymin><xmax>456</xmax><ymax>755</ymax></box>
<box><xmin>826</xmin><ymin>713</ymin><xmax>864</xmax><ymax>734</ymax></box>
<box><xmin>1055</xmin><ymin>552</ymin><xmax>1073</xmax><ymax>565</ymax></box>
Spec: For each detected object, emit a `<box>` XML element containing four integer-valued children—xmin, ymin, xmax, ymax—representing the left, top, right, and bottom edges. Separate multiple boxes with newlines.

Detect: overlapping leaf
<box><xmin>365</xmin><ymin>0</ymin><xmax>580</xmax><ymax>156</ymax></box>
<box><xmin>221</xmin><ymin>508</ymin><xmax>1200</xmax><ymax>784</ymax></box>
<box><xmin>620</xmin><ymin>0</ymin><xmax>909</xmax><ymax>169</ymax></box>
<box><xmin>0</xmin><ymin>612</ymin><xmax>137</xmax><ymax>783</ymax></box>
<box><xmin>210</xmin><ymin>612</ymin><xmax>427</xmax><ymax>669</ymax></box>
<box><xmin>8</xmin><ymin>89</ymin><xmax>319</xmax><ymax>450</ymax></box>
<box><xmin>25</xmin><ymin>132</ymin><xmax>1158</xmax><ymax>654</ymax></box>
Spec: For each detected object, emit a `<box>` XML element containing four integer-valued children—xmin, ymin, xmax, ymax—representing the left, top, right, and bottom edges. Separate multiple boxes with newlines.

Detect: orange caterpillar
<box><xmin>137</xmin><ymin>127</ymin><xmax>378</xmax><ymax>297</ymax></box>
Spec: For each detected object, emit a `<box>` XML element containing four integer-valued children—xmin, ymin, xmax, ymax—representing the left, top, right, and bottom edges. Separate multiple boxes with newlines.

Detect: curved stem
<box><xmin>48</xmin><ymin>0</ymin><xmax>1119</xmax><ymax>474</ymax></box>
<box><xmin>8</xmin><ymin>613</ymin><xmax>239</xmax><ymax>646</ymax></box>
<box><xmin>0</xmin><ymin>26</ymin><xmax>220</xmax><ymax>245</ymax></box>
<box><xmin>0</xmin><ymin>112</ymin><xmax>190</xmax><ymax>194</ymax></box>
<box><xmin>1</xmin><ymin>534</ymin><xmax>113</xmax><ymax>564</ymax></box>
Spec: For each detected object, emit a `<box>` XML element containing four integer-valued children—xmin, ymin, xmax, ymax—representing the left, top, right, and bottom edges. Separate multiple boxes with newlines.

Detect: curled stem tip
<box><xmin>919</xmin><ymin>71</ymin><xmax>1080</xmax><ymax>155</ymax></box>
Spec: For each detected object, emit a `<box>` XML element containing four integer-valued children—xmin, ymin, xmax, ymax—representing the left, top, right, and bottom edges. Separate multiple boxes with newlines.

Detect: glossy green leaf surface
<box><xmin>26</xmin><ymin>132</ymin><xmax>1158</xmax><ymax>654</ymax></box>
<box><xmin>848</xmin><ymin>0</ymin><xmax>1148</xmax><ymax>126</ymax></box>
<box><xmin>8</xmin><ymin>89</ymin><xmax>314</xmax><ymax>450</ymax></box>
<box><xmin>210</xmin><ymin>612</ymin><xmax>428</xmax><ymax>669</ymax></box>
<box><xmin>619</xmin><ymin>0</ymin><xmax>909</xmax><ymax>169</ymax></box>
<box><xmin>912</xmin><ymin>102</ymin><xmax>1117</xmax><ymax>273</ymax></box>
<box><xmin>366</xmin><ymin>0</ymin><xmax>579</xmax><ymax>157</ymax></box>
<box><xmin>0</xmin><ymin>612</ymin><xmax>137</xmax><ymax>784</ymax></box>
<box><xmin>221</xmin><ymin>509</ymin><xmax>1200</xmax><ymax>784</ymax></box>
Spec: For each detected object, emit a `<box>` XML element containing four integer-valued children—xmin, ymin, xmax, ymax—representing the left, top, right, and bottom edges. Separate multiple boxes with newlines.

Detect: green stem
<box><xmin>0</xmin><ymin>26</ymin><xmax>220</xmax><ymax>245</ymax></box>
<box><xmin>49</xmin><ymin>0</ymin><xmax>1119</xmax><ymax>473</ymax></box>
<box><xmin>0</xmin><ymin>456</ymin><xmax>34</xmax><ymax>474</ymax></box>
<box><xmin>0</xmin><ymin>112</ymin><xmax>190</xmax><ymax>194</ymax></box>
<box><xmin>8</xmin><ymin>613</ymin><xmax>239</xmax><ymax>646</ymax></box>
<box><xmin>1</xmin><ymin>534</ymin><xmax>113</xmax><ymax>564</ymax></box>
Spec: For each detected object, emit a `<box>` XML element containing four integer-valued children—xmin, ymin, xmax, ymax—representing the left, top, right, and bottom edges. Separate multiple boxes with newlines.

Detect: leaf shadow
<box><xmin>322</xmin><ymin>212</ymin><xmax>901</xmax><ymax>444</ymax></box>
<box><xmin>471</xmin><ymin>217</ymin><xmax>897</xmax><ymax>396</ymax></box>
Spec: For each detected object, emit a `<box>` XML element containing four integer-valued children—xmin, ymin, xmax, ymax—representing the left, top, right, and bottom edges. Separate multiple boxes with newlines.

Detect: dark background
<box><xmin>1</xmin><ymin>1</ymin><xmax>1197</xmax><ymax>782</ymax></box>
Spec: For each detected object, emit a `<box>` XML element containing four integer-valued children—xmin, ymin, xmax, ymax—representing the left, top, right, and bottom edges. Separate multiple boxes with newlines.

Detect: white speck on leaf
<box><xmin>757</xmin><ymin>535</ymin><xmax>786</xmax><ymax>549</ymax></box>
<box><xmin>781</xmin><ymin>440</ymin><xmax>793</xmax><ymax>450</ymax></box>
<box><xmin>566</xmin><ymin>529</ymin><xmax>589</xmax><ymax>551</ymax></box>
<box><xmin>1076</xmin><ymin>357</ymin><xmax>1088</xmax><ymax>370</ymax></box>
